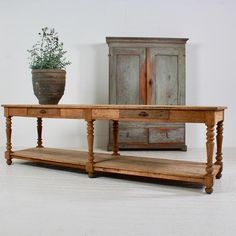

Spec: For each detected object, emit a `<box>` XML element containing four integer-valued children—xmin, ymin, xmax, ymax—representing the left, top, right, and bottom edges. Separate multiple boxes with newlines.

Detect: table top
<box><xmin>1</xmin><ymin>104</ymin><xmax>227</xmax><ymax>111</ymax></box>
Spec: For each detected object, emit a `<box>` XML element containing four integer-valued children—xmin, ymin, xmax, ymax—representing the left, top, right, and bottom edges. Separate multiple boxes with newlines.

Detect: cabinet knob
<box><xmin>149</xmin><ymin>79</ymin><xmax>153</xmax><ymax>86</ymax></box>
<box><xmin>138</xmin><ymin>111</ymin><xmax>149</xmax><ymax>117</ymax></box>
<box><xmin>40</xmin><ymin>109</ymin><xmax>46</xmax><ymax>114</ymax></box>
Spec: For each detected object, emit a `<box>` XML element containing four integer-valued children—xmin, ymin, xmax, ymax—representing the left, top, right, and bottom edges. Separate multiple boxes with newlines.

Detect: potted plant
<box><xmin>28</xmin><ymin>27</ymin><xmax>71</xmax><ymax>104</ymax></box>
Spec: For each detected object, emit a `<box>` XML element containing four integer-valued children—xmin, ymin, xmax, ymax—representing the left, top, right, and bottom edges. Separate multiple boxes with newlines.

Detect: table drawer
<box><xmin>27</xmin><ymin>108</ymin><xmax>60</xmax><ymax>117</ymax></box>
<box><xmin>120</xmin><ymin>109</ymin><xmax>169</xmax><ymax>119</ymax></box>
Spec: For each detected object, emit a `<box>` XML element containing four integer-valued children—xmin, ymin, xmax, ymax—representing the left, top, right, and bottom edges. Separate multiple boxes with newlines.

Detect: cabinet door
<box><xmin>109</xmin><ymin>47</ymin><xmax>148</xmax><ymax>145</ymax></box>
<box><xmin>109</xmin><ymin>47</ymin><xmax>146</xmax><ymax>104</ymax></box>
<box><xmin>149</xmin><ymin>47</ymin><xmax>185</xmax><ymax>105</ymax></box>
<box><xmin>148</xmin><ymin>47</ymin><xmax>185</xmax><ymax>147</ymax></box>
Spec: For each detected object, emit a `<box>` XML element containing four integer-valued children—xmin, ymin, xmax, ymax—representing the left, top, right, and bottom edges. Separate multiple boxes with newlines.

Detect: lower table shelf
<box><xmin>12</xmin><ymin>148</ymin><xmax>88</xmax><ymax>169</ymax></box>
<box><xmin>11</xmin><ymin>147</ymin><xmax>221</xmax><ymax>185</ymax></box>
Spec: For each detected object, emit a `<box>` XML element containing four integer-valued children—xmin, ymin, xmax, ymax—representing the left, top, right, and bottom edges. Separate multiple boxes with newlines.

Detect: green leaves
<box><xmin>28</xmin><ymin>27</ymin><xmax>71</xmax><ymax>69</ymax></box>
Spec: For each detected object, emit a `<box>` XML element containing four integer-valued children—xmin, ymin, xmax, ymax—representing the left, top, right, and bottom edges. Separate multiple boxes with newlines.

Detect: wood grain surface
<box><xmin>11</xmin><ymin>147</ymin><xmax>221</xmax><ymax>184</ymax></box>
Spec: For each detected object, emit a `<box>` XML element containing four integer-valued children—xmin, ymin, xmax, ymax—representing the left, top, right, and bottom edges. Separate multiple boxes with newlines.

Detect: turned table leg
<box><xmin>112</xmin><ymin>120</ymin><xmax>120</xmax><ymax>156</ymax></box>
<box><xmin>86</xmin><ymin>120</ymin><xmax>95</xmax><ymax>178</ymax></box>
<box><xmin>205</xmin><ymin>123</ymin><xmax>215</xmax><ymax>194</ymax></box>
<box><xmin>215</xmin><ymin>121</ymin><xmax>223</xmax><ymax>179</ymax></box>
<box><xmin>36</xmin><ymin>118</ymin><xmax>44</xmax><ymax>148</ymax></box>
<box><xmin>5</xmin><ymin>116</ymin><xmax>13</xmax><ymax>165</ymax></box>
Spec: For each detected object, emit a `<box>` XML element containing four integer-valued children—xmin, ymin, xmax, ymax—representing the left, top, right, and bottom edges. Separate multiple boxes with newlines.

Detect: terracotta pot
<box><xmin>32</xmin><ymin>69</ymin><xmax>66</xmax><ymax>104</ymax></box>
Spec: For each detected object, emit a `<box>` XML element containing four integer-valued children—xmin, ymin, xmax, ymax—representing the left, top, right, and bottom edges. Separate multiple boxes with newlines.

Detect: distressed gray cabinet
<box><xmin>106</xmin><ymin>37</ymin><xmax>188</xmax><ymax>150</ymax></box>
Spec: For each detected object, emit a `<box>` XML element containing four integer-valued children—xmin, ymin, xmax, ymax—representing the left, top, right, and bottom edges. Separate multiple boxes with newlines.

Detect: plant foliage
<box><xmin>28</xmin><ymin>27</ymin><xmax>71</xmax><ymax>69</ymax></box>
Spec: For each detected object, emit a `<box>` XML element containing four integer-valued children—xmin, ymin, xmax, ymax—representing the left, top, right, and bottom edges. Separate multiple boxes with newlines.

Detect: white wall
<box><xmin>0</xmin><ymin>0</ymin><xmax>235</xmax><ymax>149</ymax></box>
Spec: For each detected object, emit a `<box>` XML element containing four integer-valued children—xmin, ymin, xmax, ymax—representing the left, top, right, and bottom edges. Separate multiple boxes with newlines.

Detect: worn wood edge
<box><xmin>94</xmin><ymin>166</ymin><xmax>204</xmax><ymax>183</ymax></box>
<box><xmin>106</xmin><ymin>37</ymin><xmax>189</xmax><ymax>44</ymax></box>
<box><xmin>95</xmin><ymin>164</ymin><xmax>221</xmax><ymax>183</ymax></box>
<box><xmin>1</xmin><ymin>104</ymin><xmax>227</xmax><ymax>111</ymax></box>
<box><xmin>10</xmin><ymin>155</ymin><xmax>86</xmax><ymax>170</ymax></box>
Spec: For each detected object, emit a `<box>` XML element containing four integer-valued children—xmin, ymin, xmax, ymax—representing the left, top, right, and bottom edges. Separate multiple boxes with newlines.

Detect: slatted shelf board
<box><xmin>11</xmin><ymin>148</ymin><xmax>221</xmax><ymax>184</ymax></box>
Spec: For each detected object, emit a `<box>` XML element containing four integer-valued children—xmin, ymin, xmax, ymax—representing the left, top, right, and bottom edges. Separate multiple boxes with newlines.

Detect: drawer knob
<box><xmin>40</xmin><ymin>109</ymin><xmax>46</xmax><ymax>114</ymax></box>
<box><xmin>138</xmin><ymin>111</ymin><xmax>149</xmax><ymax>117</ymax></box>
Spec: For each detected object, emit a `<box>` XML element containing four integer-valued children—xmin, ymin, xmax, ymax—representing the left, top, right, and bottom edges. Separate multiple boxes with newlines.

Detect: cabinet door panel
<box><xmin>155</xmin><ymin>55</ymin><xmax>178</xmax><ymax>105</ymax></box>
<box><xmin>117</xmin><ymin>55</ymin><xmax>139</xmax><ymax>104</ymax></box>
<box><xmin>110</xmin><ymin>122</ymin><xmax>148</xmax><ymax>143</ymax></box>
<box><xmin>150</xmin><ymin>48</ymin><xmax>185</xmax><ymax>105</ymax></box>
<box><xmin>109</xmin><ymin>48</ymin><xmax>146</xmax><ymax>105</ymax></box>
<box><xmin>149</xmin><ymin>126</ymin><xmax>185</xmax><ymax>144</ymax></box>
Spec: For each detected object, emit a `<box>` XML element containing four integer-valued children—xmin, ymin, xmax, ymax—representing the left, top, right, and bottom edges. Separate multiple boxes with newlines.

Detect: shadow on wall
<box><xmin>72</xmin><ymin>43</ymin><xmax>108</xmax><ymax>103</ymax></box>
<box><xmin>73</xmin><ymin>43</ymin><xmax>109</xmax><ymax>149</ymax></box>
<box><xmin>186</xmin><ymin>43</ymin><xmax>204</xmax><ymax>148</ymax></box>
<box><xmin>186</xmin><ymin>43</ymin><xmax>199</xmax><ymax>105</ymax></box>
<box><xmin>93</xmin><ymin>43</ymin><xmax>109</xmax><ymax>104</ymax></box>
<box><xmin>93</xmin><ymin>43</ymin><xmax>109</xmax><ymax>149</ymax></box>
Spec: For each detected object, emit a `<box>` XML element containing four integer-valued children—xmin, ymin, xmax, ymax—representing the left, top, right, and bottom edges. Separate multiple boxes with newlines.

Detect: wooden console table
<box><xmin>2</xmin><ymin>104</ymin><xmax>227</xmax><ymax>194</ymax></box>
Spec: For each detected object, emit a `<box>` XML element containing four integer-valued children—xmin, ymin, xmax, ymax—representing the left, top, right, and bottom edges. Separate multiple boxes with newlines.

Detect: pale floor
<box><xmin>0</xmin><ymin>147</ymin><xmax>236</xmax><ymax>236</ymax></box>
